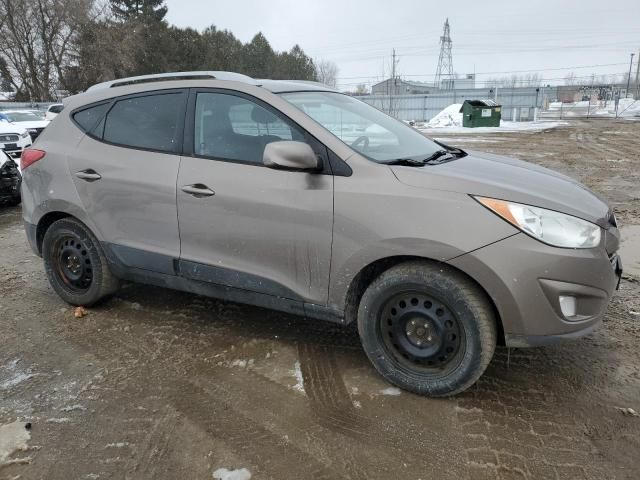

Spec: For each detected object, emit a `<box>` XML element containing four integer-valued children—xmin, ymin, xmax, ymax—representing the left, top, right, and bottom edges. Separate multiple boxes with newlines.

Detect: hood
<box><xmin>391</xmin><ymin>150</ymin><xmax>611</xmax><ymax>228</ymax></box>
<box><xmin>0</xmin><ymin>121</ymin><xmax>27</xmax><ymax>135</ymax></box>
<box><xmin>13</xmin><ymin>120</ymin><xmax>49</xmax><ymax>129</ymax></box>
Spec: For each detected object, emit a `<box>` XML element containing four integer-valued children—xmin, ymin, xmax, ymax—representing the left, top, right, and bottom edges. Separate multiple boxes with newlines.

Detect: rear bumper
<box><xmin>24</xmin><ymin>221</ymin><xmax>39</xmax><ymax>256</ymax></box>
<box><xmin>449</xmin><ymin>232</ymin><xmax>620</xmax><ymax>347</ymax></box>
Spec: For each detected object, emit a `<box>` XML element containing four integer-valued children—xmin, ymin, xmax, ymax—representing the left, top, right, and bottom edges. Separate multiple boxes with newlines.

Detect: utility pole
<box><xmin>625</xmin><ymin>52</ymin><xmax>634</xmax><ymax>98</ymax></box>
<box><xmin>635</xmin><ymin>49</ymin><xmax>640</xmax><ymax>99</ymax></box>
<box><xmin>392</xmin><ymin>49</ymin><xmax>397</xmax><ymax>95</ymax></box>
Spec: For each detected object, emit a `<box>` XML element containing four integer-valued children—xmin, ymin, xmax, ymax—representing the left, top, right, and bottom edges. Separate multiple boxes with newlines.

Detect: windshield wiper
<box><xmin>383</xmin><ymin>158</ymin><xmax>429</xmax><ymax>166</ymax></box>
<box><xmin>421</xmin><ymin>149</ymin><xmax>456</xmax><ymax>164</ymax></box>
<box><xmin>383</xmin><ymin>145</ymin><xmax>469</xmax><ymax>166</ymax></box>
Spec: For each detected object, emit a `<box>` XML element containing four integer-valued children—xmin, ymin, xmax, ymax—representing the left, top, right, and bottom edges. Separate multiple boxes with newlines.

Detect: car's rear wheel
<box><xmin>42</xmin><ymin>218</ymin><xmax>119</xmax><ymax>306</ymax></box>
<box><xmin>357</xmin><ymin>261</ymin><xmax>497</xmax><ymax>397</ymax></box>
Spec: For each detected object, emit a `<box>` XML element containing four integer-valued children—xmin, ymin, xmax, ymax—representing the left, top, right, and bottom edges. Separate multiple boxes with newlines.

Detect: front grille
<box><xmin>0</xmin><ymin>134</ymin><xmax>20</xmax><ymax>142</ymax></box>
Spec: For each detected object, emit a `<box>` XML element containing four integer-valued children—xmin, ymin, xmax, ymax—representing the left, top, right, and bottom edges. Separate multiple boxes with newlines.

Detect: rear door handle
<box><xmin>75</xmin><ymin>169</ymin><xmax>102</xmax><ymax>182</ymax></box>
<box><xmin>181</xmin><ymin>184</ymin><xmax>215</xmax><ymax>198</ymax></box>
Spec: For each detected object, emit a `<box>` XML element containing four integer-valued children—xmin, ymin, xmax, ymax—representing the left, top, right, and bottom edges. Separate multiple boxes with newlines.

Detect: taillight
<box><xmin>21</xmin><ymin>148</ymin><xmax>46</xmax><ymax>170</ymax></box>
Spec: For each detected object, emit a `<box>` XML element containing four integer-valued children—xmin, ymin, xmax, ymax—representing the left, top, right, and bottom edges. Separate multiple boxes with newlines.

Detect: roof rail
<box><xmin>86</xmin><ymin>71</ymin><xmax>258</xmax><ymax>92</ymax></box>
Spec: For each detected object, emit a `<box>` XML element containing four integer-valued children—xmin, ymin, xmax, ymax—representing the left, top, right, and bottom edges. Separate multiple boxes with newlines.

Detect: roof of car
<box><xmin>85</xmin><ymin>71</ymin><xmax>337</xmax><ymax>94</ymax></box>
<box><xmin>258</xmin><ymin>79</ymin><xmax>337</xmax><ymax>93</ymax></box>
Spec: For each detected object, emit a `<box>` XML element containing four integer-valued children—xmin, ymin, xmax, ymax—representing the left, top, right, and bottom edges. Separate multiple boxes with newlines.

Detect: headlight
<box><xmin>475</xmin><ymin>196</ymin><xmax>601</xmax><ymax>248</ymax></box>
<box><xmin>20</xmin><ymin>132</ymin><xmax>29</xmax><ymax>138</ymax></box>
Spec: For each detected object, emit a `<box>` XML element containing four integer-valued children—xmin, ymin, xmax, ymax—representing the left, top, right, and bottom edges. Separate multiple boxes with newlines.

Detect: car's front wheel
<box><xmin>42</xmin><ymin>218</ymin><xmax>119</xmax><ymax>306</ymax></box>
<box><xmin>357</xmin><ymin>261</ymin><xmax>497</xmax><ymax>397</ymax></box>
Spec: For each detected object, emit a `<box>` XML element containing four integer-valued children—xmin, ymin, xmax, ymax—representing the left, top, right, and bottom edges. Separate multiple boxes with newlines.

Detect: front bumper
<box><xmin>449</xmin><ymin>232</ymin><xmax>621</xmax><ymax>347</ymax></box>
<box><xmin>0</xmin><ymin>168</ymin><xmax>21</xmax><ymax>201</ymax></box>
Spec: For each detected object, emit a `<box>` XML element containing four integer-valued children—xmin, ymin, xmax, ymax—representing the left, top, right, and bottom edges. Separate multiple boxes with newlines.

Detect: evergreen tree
<box><xmin>110</xmin><ymin>0</ymin><xmax>168</xmax><ymax>22</ymax></box>
<box><xmin>241</xmin><ymin>33</ymin><xmax>275</xmax><ymax>78</ymax></box>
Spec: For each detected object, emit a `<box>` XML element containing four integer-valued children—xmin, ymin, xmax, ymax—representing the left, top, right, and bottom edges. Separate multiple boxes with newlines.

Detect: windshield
<box><xmin>5</xmin><ymin>112</ymin><xmax>42</xmax><ymax>122</ymax></box>
<box><xmin>280</xmin><ymin>91</ymin><xmax>441</xmax><ymax>163</ymax></box>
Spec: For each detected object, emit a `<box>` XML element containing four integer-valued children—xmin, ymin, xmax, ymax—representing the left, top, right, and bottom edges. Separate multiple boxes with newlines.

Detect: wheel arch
<box><xmin>35</xmin><ymin>211</ymin><xmax>74</xmax><ymax>255</ymax></box>
<box><xmin>343</xmin><ymin>255</ymin><xmax>505</xmax><ymax>345</ymax></box>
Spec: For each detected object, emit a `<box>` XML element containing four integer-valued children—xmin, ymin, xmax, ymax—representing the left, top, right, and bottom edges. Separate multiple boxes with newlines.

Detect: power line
<box><xmin>335</xmin><ymin>62</ymin><xmax>630</xmax><ymax>81</ymax></box>
<box><xmin>336</xmin><ymin>72</ymin><xmax>630</xmax><ymax>88</ymax></box>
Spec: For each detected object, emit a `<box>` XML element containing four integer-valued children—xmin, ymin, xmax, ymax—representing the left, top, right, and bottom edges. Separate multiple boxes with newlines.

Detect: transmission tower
<box><xmin>434</xmin><ymin>18</ymin><xmax>454</xmax><ymax>89</ymax></box>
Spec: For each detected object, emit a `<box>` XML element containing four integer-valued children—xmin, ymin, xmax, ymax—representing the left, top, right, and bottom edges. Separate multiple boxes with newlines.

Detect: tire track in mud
<box><xmin>456</xmin><ymin>350</ymin><xmax>608</xmax><ymax>480</ymax></box>
<box><xmin>41</xmin><ymin>307</ymin><xmax>363</xmax><ymax>479</ymax></box>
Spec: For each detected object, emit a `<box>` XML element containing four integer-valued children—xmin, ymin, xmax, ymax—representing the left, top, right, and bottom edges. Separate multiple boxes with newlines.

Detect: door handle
<box><xmin>181</xmin><ymin>184</ymin><xmax>215</xmax><ymax>198</ymax></box>
<box><xmin>75</xmin><ymin>169</ymin><xmax>102</xmax><ymax>182</ymax></box>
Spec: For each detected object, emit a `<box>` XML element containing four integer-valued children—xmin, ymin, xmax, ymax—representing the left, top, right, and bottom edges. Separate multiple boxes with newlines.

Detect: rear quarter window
<box><xmin>73</xmin><ymin>103</ymin><xmax>110</xmax><ymax>133</ymax></box>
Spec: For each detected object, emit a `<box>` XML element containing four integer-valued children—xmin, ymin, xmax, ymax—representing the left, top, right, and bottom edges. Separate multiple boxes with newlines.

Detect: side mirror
<box><xmin>263</xmin><ymin>141</ymin><xmax>320</xmax><ymax>171</ymax></box>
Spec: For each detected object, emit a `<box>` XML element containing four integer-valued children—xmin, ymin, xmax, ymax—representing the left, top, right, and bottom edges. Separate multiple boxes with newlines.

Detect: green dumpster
<box><xmin>460</xmin><ymin>99</ymin><xmax>501</xmax><ymax>128</ymax></box>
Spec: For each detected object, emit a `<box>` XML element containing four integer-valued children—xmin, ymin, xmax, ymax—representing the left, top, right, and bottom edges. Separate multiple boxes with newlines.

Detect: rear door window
<box><xmin>103</xmin><ymin>92</ymin><xmax>186</xmax><ymax>153</ymax></box>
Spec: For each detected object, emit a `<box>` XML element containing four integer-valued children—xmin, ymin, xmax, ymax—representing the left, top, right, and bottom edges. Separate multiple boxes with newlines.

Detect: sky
<box><xmin>164</xmin><ymin>0</ymin><xmax>640</xmax><ymax>91</ymax></box>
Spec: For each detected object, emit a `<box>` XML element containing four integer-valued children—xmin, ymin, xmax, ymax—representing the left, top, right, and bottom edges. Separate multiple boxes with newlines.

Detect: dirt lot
<box><xmin>1</xmin><ymin>119</ymin><xmax>639</xmax><ymax>480</ymax></box>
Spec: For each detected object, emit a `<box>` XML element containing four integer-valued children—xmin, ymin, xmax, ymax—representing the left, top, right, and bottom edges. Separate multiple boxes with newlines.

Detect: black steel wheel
<box><xmin>52</xmin><ymin>235</ymin><xmax>94</xmax><ymax>292</ymax></box>
<box><xmin>379</xmin><ymin>291</ymin><xmax>464</xmax><ymax>374</ymax></box>
<box><xmin>42</xmin><ymin>217</ymin><xmax>119</xmax><ymax>306</ymax></box>
<box><xmin>357</xmin><ymin>261</ymin><xmax>497</xmax><ymax>397</ymax></box>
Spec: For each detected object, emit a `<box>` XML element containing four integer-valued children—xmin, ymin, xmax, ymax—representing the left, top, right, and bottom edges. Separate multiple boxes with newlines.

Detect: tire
<box><xmin>357</xmin><ymin>261</ymin><xmax>497</xmax><ymax>397</ymax></box>
<box><xmin>42</xmin><ymin>217</ymin><xmax>119</xmax><ymax>306</ymax></box>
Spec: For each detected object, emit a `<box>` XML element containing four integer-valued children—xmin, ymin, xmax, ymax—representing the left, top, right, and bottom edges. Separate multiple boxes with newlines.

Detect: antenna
<box><xmin>434</xmin><ymin>18</ymin><xmax>454</xmax><ymax>90</ymax></box>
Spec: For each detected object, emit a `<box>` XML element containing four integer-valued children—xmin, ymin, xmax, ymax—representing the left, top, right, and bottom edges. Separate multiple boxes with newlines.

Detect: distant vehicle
<box><xmin>0</xmin><ymin>119</ymin><xmax>32</xmax><ymax>159</ymax></box>
<box><xmin>45</xmin><ymin>104</ymin><xmax>64</xmax><ymax>121</ymax></box>
<box><xmin>0</xmin><ymin>150</ymin><xmax>21</xmax><ymax>205</ymax></box>
<box><xmin>21</xmin><ymin>71</ymin><xmax>623</xmax><ymax>397</ymax></box>
<box><xmin>27</xmin><ymin>110</ymin><xmax>47</xmax><ymax>120</ymax></box>
<box><xmin>2</xmin><ymin>111</ymin><xmax>49</xmax><ymax>141</ymax></box>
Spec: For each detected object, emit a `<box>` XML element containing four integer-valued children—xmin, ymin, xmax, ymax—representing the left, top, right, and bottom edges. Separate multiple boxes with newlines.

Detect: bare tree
<box><xmin>315</xmin><ymin>59</ymin><xmax>338</xmax><ymax>88</ymax></box>
<box><xmin>354</xmin><ymin>83</ymin><xmax>368</xmax><ymax>95</ymax></box>
<box><xmin>0</xmin><ymin>0</ymin><xmax>92</xmax><ymax>100</ymax></box>
<box><xmin>564</xmin><ymin>72</ymin><xmax>578</xmax><ymax>86</ymax></box>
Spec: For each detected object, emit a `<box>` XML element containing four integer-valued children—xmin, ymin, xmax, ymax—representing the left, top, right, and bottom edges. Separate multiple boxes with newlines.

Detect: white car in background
<box><xmin>2</xmin><ymin>110</ymin><xmax>50</xmax><ymax>141</ymax></box>
<box><xmin>45</xmin><ymin>104</ymin><xmax>64</xmax><ymax>121</ymax></box>
<box><xmin>0</xmin><ymin>119</ymin><xmax>31</xmax><ymax>159</ymax></box>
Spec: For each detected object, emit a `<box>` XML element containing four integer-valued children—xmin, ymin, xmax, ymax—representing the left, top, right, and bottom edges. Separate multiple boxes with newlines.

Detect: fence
<box><xmin>356</xmin><ymin>86</ymin><xmax>558</xmax><ymax>122</ymax></box>
<box><xmin>0</xmin><ymin>102</ymin><xmax>56</xmax><ymax>112</ymax></box>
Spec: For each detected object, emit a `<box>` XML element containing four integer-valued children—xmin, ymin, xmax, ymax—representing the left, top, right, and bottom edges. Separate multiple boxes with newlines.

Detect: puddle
<box><xmin>619</xmin><ymin>225</ymin><xmax>640</xmax><ymax>278</ymax></box>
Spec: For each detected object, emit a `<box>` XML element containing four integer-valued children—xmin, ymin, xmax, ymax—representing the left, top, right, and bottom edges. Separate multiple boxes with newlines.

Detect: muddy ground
<box><xmin>1</xmin><ymin>119</ymin><xmax>639</xmax><ymax>480</ymax></box>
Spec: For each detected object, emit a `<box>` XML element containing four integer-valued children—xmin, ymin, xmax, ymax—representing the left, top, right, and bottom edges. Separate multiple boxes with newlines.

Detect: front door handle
<box><xmin>181</xmin><ymin>184</ymin><xmax>215</xmax><ymax>198</ymax></box>
<box><xmin>75</xmin><ymin>169</ymin><xmax>102</xmax><ymax>182</ymax></box>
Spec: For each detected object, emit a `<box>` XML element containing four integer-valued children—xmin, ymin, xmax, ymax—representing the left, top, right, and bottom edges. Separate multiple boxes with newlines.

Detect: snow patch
<box><xmin>291</xmin><ymin>361</ymin><xmax>305</xmax><ymax>393</ymax></box>
<box><xmin>0</xmin><ymin>372</ymin><xmax>33</xmax><ymax>390</ymax></box>
<box><xmin>60</xmin><ymin>404</ymin><xmax>86</xmax><ymax>412</ymax></box>
<box><xmin>106</xmin><ymin>442</ymin><xmax>129</xmax><ymax>448</ymax></box>
<box><xmin>0</xmin><ymin>359</ymin><xmax>33</xmax><ymax>390</ymax></box>
<box><xmin>46</xmin><ymin>417</ymin><xmax>71</xmax><ymax>424</ymax></box>
<box><xmin>213</xmin><ymin>467</ymin><xmax>252</xmax><ymax>480</ymax></box>
<box><xmin>380</xmin><ymin>387</ymin><xmax>402</xmax><ymax>396</ymax></box>
<box><xmin>427</xmin><ymin>103</ymin><xmax>463</xmax><ymax>128</ymax></box>
<box><xmin>454</xmin><ymin>406</ymin><xmax>483</xmax><ymax>413</ymax></box>
<box><xmin>0</xmin><ymin>421</ymin><xmax>31</xmax><ymax>466</ymax></box>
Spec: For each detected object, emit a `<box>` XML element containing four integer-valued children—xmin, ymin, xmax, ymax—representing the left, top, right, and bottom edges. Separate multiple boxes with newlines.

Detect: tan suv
<box><xmin>21</xmin><ymin>72</ymin><xmax>622</xmax><ymax>396</ymax></box>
